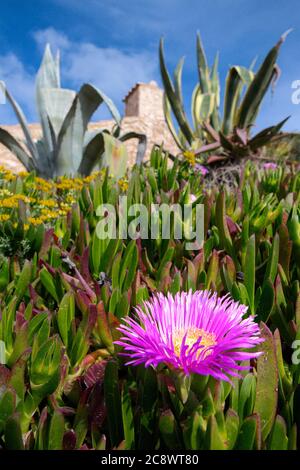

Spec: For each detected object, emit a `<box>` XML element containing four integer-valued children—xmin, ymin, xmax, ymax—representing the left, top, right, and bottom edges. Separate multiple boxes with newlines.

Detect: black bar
<box><xmin>0</xmin><ymin>450</ymin><xmax>299</xmax><ymax>467</ymax></box>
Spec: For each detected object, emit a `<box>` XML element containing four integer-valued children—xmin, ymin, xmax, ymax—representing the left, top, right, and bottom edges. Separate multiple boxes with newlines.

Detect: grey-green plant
<box><xmin>0</xmin><ymin>45</ymin><xmax>146</xmax><ymax>178</ymax></box>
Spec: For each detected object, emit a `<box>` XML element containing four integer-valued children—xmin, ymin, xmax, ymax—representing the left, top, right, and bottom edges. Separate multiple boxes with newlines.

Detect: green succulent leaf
<box><xmin>254</xmin><ymin>323</ymin><xmax>278</xmax><ymax>441</ymax></box>
<box><xmin>104</xmin><ymin>360</ymin><xmax>123</xmax><ymax>448</ymax></box>
<box><xmin>237</xmin><ymin>31</ymin><xmax>291</xmax><ymax>129</ymax></box>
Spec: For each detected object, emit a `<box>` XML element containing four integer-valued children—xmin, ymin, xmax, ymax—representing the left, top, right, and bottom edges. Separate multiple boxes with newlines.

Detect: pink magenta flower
<box><xmin>195</xmin><ymin>164</ymin><xmax>209</xmax><ymax>176</ymax></box>
<box><xmin>115</xmin><ymin>290</ymin><xmax>263</xmax><ymax>382</ymax></box>
<box><xmin>188</xmin><ymin>194</ymin><xmax>197</xmax><ymax>203</ymax></box>
<box><xmin>263</xmin><ymin>162</ymin><xmax>278</xmax><ymax>170</ymax></box>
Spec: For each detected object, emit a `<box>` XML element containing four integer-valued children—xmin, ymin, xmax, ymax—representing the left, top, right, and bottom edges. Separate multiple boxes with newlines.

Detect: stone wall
<box><xmin>0</xmin><ymin>81</ymin><xmax>179</xmax><ymax>173</ymax></box>
<box><xmin>124</xmin><ymin>81</ymin><xmax>165</xmax><ymax>120</ymax></box>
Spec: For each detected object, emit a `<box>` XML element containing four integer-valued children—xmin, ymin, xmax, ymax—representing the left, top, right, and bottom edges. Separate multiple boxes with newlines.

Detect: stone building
<box><xmin>0</xmin><ymin>81</ymin><xmax>179</xmax><ymax>173</ymax></box>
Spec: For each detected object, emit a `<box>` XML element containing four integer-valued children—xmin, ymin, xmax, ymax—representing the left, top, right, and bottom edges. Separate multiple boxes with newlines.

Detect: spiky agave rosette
<box><xmin>115</xmin><ymin>290</ymin><xmax>264</xmax><ymax>382</ymax></box>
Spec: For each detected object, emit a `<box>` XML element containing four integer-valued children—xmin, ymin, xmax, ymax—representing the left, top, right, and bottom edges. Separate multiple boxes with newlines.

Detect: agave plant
<box><xmin>0</xmin><ymin>45</ymin><xmax>146</xmax><ymax>178</ymax></box>
<box><xmin>160</xmin><ymin>31</ymin><xmax>291</xmax><ymax>165</ymax></box>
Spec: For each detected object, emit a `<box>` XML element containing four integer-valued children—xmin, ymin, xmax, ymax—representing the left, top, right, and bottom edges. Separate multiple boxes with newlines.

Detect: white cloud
<box><xmin>33</xmin><ymin>27</ymin><xmax>71</xmax><ymax>53</ymax></box>
<box><xmin>63</xmin><ymin>43</ymin><xmax>156</xmax><ymax>112</ymax></box>
<box><xmin>0</xmin><ymin>53</ymin><xmax>36</xmax><ymax>124</ymax></box>
<box><xmin>38</xmin><ymin>28</ymin><xmax>158</xmax><ymax>119</ymax></box>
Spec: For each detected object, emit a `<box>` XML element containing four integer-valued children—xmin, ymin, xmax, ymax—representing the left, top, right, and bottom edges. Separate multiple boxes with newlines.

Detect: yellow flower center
<box><xmin>173</xmin><ymin>327</ymin><xmax>216</xmax><ymax>359</ymax></box>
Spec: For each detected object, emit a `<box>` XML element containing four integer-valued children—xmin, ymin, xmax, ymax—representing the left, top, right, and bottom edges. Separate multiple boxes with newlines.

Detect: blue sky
<box><xmin>1</xmin><ymin>0</ymin><xmax>300</xmax><ymax>131</ymax></box>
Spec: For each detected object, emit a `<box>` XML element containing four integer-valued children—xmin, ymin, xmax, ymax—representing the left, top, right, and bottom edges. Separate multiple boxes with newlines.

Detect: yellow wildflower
<box><xmin>0</xmin><ymin>214</ymin><xmax>10</xmax><ymax>222</ymax></box>
<box><xmin>0</xmin><ymin>166</ymin><xmax>16</xmax><ymax>180</ymax></box>
<box><xmin>183</xmin><ymin>150</ymin><xmax>196</xmax><ymax>166</ymax></box>
<box><xmin>12</xmin><ymin>221</ymin><xmax>29</xmax><ymax>229</ymax></box>
<box><xmin>83</xmin><ymin>171</ymin><xmax>103</xmax><ymax>184</ymax></box>
<box><xmin>0</xmin><ymin>194</ymin><xmax>34</xmax><ymax>208</ymax></box>
<box><xmin>60</xmin><ymin>202</ymin><xmax>72</xmax><ymax>211</ymax></box>
<box><xmin>58</xmin><ymin>209</ymin><xmax>68</xmax><ymax>216</ymax></box>
<box><xmin>3</xmin><ymin>173</ymin><xmax>16</xmax><ymax>182</ymax></box>
<box><xmin>39</xmin><ymin>199</ymin><xmax>57</xmax><ymax>208</ymax></box>
<box><xmin>0</xmin><ymin>189</ymin><xmax>13</xmax><ymax>197</ymax></box>
<box><xmin>65</xmin><ymin>194</ymin><xmax>76</xmax><ymax>204</ymax></box>
<box><xmin>0</xmin><ymin>198</ymin><xmax>18</xmax><ymax>208</ymax></box>
<box><xmin>28</xmin><ymin>217</ymin><xmax>44</xmax><ymax>226</ymax></box>
<box><xmin>118</xmin><ymin>178</ymin><xmax>129</xmax><ymax>192</ymax></box>
<box><xmin>83</xmin><ymin>175</ymin><xmax>95</xmax><ymax>184</ymax></box>
<box><xmin>40</xmin><ymin>209</ymin><xmax>59</xmax><ymax>219</ymax></box>
<box><xmin>34</xmin><ymin>177</ymin><xmax>53</xmax><ymax>192</ymax></box>
<box><xmin>15</xmin><ymin>194</ymin><xmax>34</xmax><ymax>203</ymax></box>
<box><xmin>55</xmin><ymin>178</ymin><xmax>83</xmax><ymax>191</ymax></box>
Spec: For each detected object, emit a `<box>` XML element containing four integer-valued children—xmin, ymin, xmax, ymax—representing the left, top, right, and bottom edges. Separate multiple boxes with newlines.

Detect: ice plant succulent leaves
<box><xmin>116</xmin><ymin>290</ymin><xmax>263</xmax><ymax>382</ymax></box>
<box><xmin>0</xmin><ymin>155</ymin><xmax>300</xmax><ymax>449</ymax></box>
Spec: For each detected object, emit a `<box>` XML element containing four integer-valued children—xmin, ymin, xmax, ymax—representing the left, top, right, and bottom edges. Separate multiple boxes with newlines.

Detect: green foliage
<box><xmin>160</xmin><ymin>31</ymin><xmax>292</xmax><ymax>165</ymax></box>
<box><xmin>0</xmin><ymin>151</ymin><xmax>299</xmax><ymax>449</ymax></box>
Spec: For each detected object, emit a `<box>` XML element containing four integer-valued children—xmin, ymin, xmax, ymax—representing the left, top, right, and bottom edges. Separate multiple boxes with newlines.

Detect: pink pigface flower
<box><xmin>115</xmin><ymin>290</ymin><xmax>263</xmax><ymax>382</ymax></box>
<box><xmin>195</xmin><ymin>164</ymin><xmax>209</xmax><ymax>176</ymax></box>
<box><xmin>263</xmin><ymin>162</ymin><xmax>278</xmax><ymax>170</ymax></box>
<box><xmin>188</xmin><ymin>194</ymin><xmax>197</xmax><ymax>203</ymax></box>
